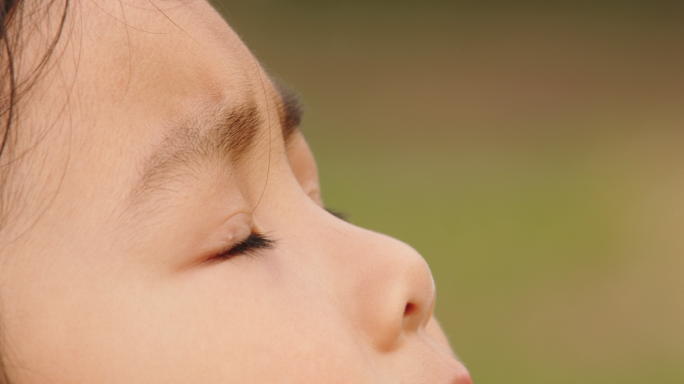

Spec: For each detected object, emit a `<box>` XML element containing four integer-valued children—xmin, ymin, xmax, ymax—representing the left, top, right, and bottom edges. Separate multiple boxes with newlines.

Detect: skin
<box><xmin>0</xmin><ymin>1</ymin><xmax>472</xmax><ymax>383</ymax></box>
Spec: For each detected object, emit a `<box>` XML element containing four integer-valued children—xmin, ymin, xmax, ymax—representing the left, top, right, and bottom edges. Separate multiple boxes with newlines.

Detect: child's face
<box><xmin>0</xmin><ymin>1</ymin><xmax>470</xmax><ymax>383</ymax></box>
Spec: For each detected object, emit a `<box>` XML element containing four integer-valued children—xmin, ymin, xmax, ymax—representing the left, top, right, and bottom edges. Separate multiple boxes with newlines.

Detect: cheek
<box><xmin>5</xmin><ymin>260</ymin><xmax>376</xmax><ymax>383</ymax></box>
<box><xmin>139</xmin><ymin>267</ymin><xmax>378</xmax><ymax>383</ymax></box>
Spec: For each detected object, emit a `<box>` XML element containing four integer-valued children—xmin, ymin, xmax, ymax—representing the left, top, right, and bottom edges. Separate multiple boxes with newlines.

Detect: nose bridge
<box><xmin>337</xmin><ymin>225</ymin><xmax>437</xmax><ymax>352</ymax></box>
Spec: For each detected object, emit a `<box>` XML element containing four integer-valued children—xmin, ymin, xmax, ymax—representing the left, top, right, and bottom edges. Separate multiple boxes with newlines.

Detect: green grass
<box><xmin>218</xmin><ymin>1</ymin><xmax>684</xmax><ymax>382</ymax></box>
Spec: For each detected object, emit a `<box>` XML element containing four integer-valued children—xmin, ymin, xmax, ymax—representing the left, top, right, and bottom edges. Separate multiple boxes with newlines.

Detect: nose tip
<box><xmin>398</xmin><ymin>260</ymin><xmax>436</xmax><ymax>335</ymax></box>
<box><xmin>451</xmin><ymin>365</ymin><xmax>473</xmax><ymax>384</ymax></box>
<box><xmin>350</xmin><ymin>231</ymin><xmax>436</xmax><ymax>351</ymax></box>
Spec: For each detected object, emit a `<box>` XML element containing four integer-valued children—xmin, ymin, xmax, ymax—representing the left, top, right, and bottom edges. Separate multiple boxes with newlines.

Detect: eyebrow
<box><xmin>274</xmin><ymin>82</ymin><xmax>304</xmax><ymax>146</ymax></box>
<box><xmin>129</xmin><ymin>85</ymin><xmax>303</xmax><ymax>207</ymax></box>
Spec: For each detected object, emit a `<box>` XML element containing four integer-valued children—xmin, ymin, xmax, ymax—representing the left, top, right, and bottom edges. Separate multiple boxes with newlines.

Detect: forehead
<box><xmin>82</xmin><ymin>2</ymin><xmax>282</xmax><ymax>193</ymax></box>
<box><xmin>3</xmin><ymin>1</ymin><xmax>277</xmax><ymax>242</ymax></box>
<box><xmin>80</xmin><ymin>0</ymin><xmax>258</xmax><ymax>114</ymax></box>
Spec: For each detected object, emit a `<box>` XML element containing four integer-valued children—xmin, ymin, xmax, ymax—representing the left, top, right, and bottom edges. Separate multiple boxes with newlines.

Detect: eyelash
<box><xmin>325</xmin><ymin>208</ymin><xmax>349</xmax><ymax>222</ymax></box>
<box><xmin>213</xmin><ymin>232</ymin><xmax>275</xmax><ymax>261</ymax></box>
<box><xmin>210</xmin><ymin>208</ymin><xmax>344</xmax><ymax>262</ymax></box>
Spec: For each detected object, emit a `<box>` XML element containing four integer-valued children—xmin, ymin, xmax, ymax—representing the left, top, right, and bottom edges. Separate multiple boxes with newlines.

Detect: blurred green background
<box><xmin>216</xmin><ymin>1</ymin><xmax>684</xmax><ymax>383</ymax></box>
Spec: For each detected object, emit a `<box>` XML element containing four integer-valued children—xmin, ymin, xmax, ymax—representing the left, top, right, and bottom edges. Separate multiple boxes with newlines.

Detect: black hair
<box><xmin>0</xmin><ymin>0</ymin><xmax>18</xmax><ymax>155</ymax></box>
<box><xmin>0</xmin><ymin>0</ymin><xmax>70</xmax><ymax>381</ymax></box>
<box><xmin>0</xmin><ymin>0</ymin><xmax>70</xmax><ymax>222</ymax></box>
<box><xmin>0</xmin><ymin>1</ymin><xmax>20</xmax><ymax>380</ymax></box>
<box><xmin>0</xmin><ymin>0</ymin><xmax>19</xmax><ymax>381</ymax></box>
<box><xmin>0</xmin><ymin>0</ymin><xmax>19</xmax><ymax>214</ymax></box>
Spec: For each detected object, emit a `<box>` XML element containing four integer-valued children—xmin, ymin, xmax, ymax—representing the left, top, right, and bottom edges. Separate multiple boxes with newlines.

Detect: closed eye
<box><xmin>212</xmin><ymin>232</ymin><xmax>275</xmax><ymax>261</ymax></box>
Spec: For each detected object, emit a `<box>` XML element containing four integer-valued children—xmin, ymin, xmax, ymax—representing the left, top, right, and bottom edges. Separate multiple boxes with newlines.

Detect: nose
<box><xmin>280</xmin><ymin>193</ymin><xmax>471</xmax><ymax>381</ymax></box>
<box><xmin>333</xmin><ymin>226</ymin><xmax>437</xmax><ymax>351</ymax></box>
<box><xmin>321</xmin><ymin>222</ymin><xmax>473</xmax><ymax>383</ymax></box>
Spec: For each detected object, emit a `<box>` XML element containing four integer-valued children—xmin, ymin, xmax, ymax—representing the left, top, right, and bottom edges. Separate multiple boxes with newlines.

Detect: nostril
<box><xmin>403</xmin><ymin>302</ymin><xmax>416</xmax><ymax>317</ymax></box>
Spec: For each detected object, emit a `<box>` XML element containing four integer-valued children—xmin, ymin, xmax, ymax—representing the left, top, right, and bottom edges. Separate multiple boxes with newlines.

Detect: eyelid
<box><xmin>197</xmin><ymin>212</ymin><xmax>252</xmax><ymax>261</ymax></box>
<box><xmin>211</xmin><ymin>231</ymin><xmax>275</xmax><ymax>261</ymax></box>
